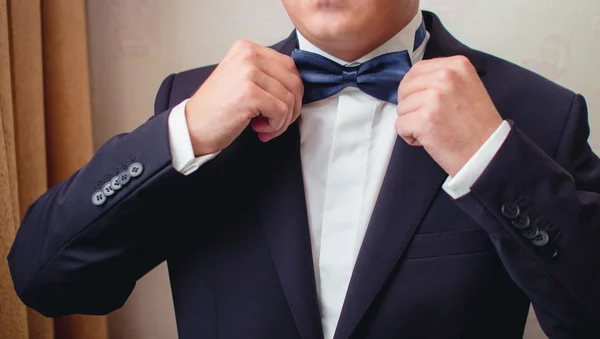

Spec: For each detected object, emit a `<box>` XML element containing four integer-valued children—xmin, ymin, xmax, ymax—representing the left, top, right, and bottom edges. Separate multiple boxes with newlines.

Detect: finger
<box><xmin>258</xmin><ymin>130</ymin><xmax>283</xmax><ymax>143</ymax></box>
<box><xmin>255</xmin><ymin>107</ymin><xmax>292</xmax><ymax>142</ymax></box>
<box><xmin>256</xmin><ymin>45</ymin><xmax>300</xmax><ymax>73</ymax></box>
<box><xmin>253</xmin><ymin>100</ymin><xmax>294</xmax><ymax>141</ymax></box>
<box><xmin>396</xmin><ymin>90</ymin><xmax>431</xmax><ymax>117</ymax></box>
<box><xmin>405</xmin><ymin>55</ymin><xmax>474</xmax><ymax>81</ymax></box>
<box><xmin>398</xmin><ymin>70</ymin><xmax>451</xmax><ymax>101</ymax></box>
<box><xmin>252</xmin><ymin>67</ymin><xmax>295</xmax><ymax>114</ymax></box>
<box><xmin>395</xmin><ymin>110</ymin><xmax>423</xmax><ymax>147</ymax></box>
<box><xmin>256</xmin><ymin>57</ymin><xmax>303</xmax><ymax>123</ymax></box>
<box><xmin>248</xmin><ymin>83</ymin><xmax>289</xmax><ymax>132</ymax></box>
<box><xmin>251</xmin><ymin>116</ymin><xmax>273</xmax><ymax>133</ymax></box>
<box><xmin>251</xmin><ymin>69</ymin><xmax>295</xmax><ymax>129</ymax></box>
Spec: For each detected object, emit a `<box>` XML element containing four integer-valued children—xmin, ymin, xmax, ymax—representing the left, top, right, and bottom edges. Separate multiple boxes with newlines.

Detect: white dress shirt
<box><xmin>167</xmin><ymin>10</ymin><xmax>510</xmax><ymax>339</ymax></box>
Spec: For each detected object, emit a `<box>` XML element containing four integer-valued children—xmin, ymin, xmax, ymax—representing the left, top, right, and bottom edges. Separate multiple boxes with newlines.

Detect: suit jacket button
<box><xmin>102</xmin><ymin>182</ymin><xmax>115</xmax><ymax>196</ymax></box>
<box><xmin>521</xmin><ymin>226</ymin><xmax>540</xmax><ymax>240</ymax></box>
<box><xmin>92</xmin><ymin>190</ymin><xmax>106</xmax><ymax>206</ymax></box>
<box><xmin>512</xmin><ymin>214</ymin><xmax>530</xmax><ymax>229</ymax></box>
<box><xmin>117</xmin><ymin>171</ymin><xmax>131</xmax><ymax>186</ymax></box>
<box><xmin>502</xmin><ymin>203</ymin><xmax>520</xmax><ymax>219</ymax></box>
<box><xmin>110</xmin><ymin>175</ymin><xmax>122</xmax><ymax>190</ymax></box>
<box><xmin>531</xmin><ymin>230</ymin><xmax>550</xmax><ymax>247</ymax></box>
<box><xmin>128</xmin><ymin>162</ymin><xmax>144</xmax><ymax>178</ymax></box>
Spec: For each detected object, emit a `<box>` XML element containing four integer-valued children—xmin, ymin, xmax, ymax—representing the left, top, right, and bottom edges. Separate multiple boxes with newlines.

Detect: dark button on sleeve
<box><xmin>512</xmin><ymin>214</ymin><xmax>530</xmax><ymax>229</ymax></box>
<box><xmin>531</xmin><ymin>230</ymin><xmax>550</xmax><ymax>247</ymax></box>
<box><xmin>521</xmin><ymin>226</ymin><xmax>540</xmax><ymax>240</ymax></box>
<box><xmin>502</xmin><ymin>203</ymin><xmax>520</xmax><ymax>219</ymax></box>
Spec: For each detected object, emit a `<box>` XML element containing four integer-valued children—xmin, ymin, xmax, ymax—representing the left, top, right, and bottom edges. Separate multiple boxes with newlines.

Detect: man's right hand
<box><xmin>184</xmin><ymin>40</ymin><xmax>304</xmax><ymax>156</ymax></box>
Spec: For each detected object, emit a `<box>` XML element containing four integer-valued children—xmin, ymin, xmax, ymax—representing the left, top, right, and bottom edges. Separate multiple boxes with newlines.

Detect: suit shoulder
<box><xmin>474</xmin><ymin>49</ymin><xmax>576</xmax><ymax>105</ymax></box>
<box><xmin>470</xmin><ymin>49</ymin><xmax>581</xmax><ymax>154</ymax></box>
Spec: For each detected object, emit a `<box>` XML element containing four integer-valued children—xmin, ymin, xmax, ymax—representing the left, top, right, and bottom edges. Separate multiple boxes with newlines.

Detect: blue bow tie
<box><xmin>292</xmin><ymin>21</ymin><xmax>427</xmax><ymax>105</ymax></box>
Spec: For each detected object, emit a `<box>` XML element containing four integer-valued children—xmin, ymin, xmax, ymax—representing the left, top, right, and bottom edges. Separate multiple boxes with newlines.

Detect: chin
<box><xmin>303</xmin><ymin>13</ymin><xmax>362</xmax><ymax>42</ymax></box>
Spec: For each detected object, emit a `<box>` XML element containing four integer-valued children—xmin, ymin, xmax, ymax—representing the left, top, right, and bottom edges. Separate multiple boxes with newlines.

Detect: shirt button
<box><xmin>501</xmin><ymin>203</ymin><xmax>520</xmax><ymax>219</ymax></box>
<box><xmin>128</xmin><ymin>162</ymin><xmax>144</xmax><ymax>178</ymax></box>
<box><xmin>102</xmin><ymin>182</ymin><xmax>115</xmax><ymax>197</ymax></box>
<box><xmin>110</xmin><ymin>176</ymin><xmax>122</xmax><ymax>190</ymax></box>
<box><xmin>92</xmin><ymin>190</ymin><xmax>106</xmax><ymax>206</ymax></box>
<box><xmin>118</xmin><ymin>171</ymin><xmax>131</xmax><ymax>186</ymax></box>
<box><xmin>531</xmin><ymin>230</ymin><xmax>550</xmax><ymax>247</ymax></box>
<box><xmin>512</xmin><ymin>214</ymin><xmax>530</xmax><ymax>229</ymax></box>
<box><xmin>521</xmin><ymin>226</ymin><xmax>540</xmax><ymax>240</ymax></box>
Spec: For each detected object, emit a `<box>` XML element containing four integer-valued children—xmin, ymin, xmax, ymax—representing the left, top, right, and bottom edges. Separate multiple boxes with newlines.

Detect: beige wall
<box><xmin>86</xmin><ymin>1</ymin><xmax>600</xmax><ymax>338</ymax></box>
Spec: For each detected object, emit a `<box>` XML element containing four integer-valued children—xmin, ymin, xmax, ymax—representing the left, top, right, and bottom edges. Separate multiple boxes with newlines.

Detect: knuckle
<box><xmin>282</xmin><ymin>56</ymin><xmax>297</xmax><ymax>71</ymax></box>
<box><xmin>453</xmin><ymin>55</ymin><xmax>471</xmax><ymax>69</ymax></box>
<box><xmin>234</xmin><ymin>39</ymin><xmax>252</xmax><ymax>50</ymax></box>
<box><xmin>277</xmin><ymin>101</ymin><xmax>289</xmax><ymax>116</ymax></box>
<box><xmin>438</xmin><ymin>69</ymin><xmax>454</xmax><ymax>82</ymax></box>
<box><xmin>428</xmin><ymin>89</ymin><xmax>444</xmax><ymax>102</ymax></box>
<box><xmin>235</xmin><ymin>43</ymin><xmax>258</xmax><ymax>61</ymax></box>
<box><xmin>241</xmin><ymin>81</ymin><xmax>258</xmax><ymax>98</ymax></box>
<box><xmin>395</xmin><ymin>119</ymin><xmax>402</xmax><ymax>132</ymax></box>
<box><xmin>292</xmin><ymin>73</ymin><xmax>303</xmax><ymax>90</ymax></box>
<box><xmin>244</xmin><ymin>65</ymin><xmax>260</xmax><ymax>80</ymax></box>
<box><xmin>285</xmin><ymin>92</ymin><xmax>295</xmax><ymax>107</ymax></box>
<box><xmin>422</xmin><ymin>107</ymin><xmax>438</xmax><ymax>126</ymax></box>
<box><xmin>243</xmin><ymin>48</ymin><xmax>259</xmax><ymax>61</ymax></box>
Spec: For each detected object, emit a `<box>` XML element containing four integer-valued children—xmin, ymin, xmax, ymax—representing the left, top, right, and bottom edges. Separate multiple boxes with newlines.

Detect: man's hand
<box><xmin>185</xmin><ymin>40</ymin><xmax>304</xmax><ymax>156</ymax></box>
<box><xmin>396</xmin><ymin>56</ymin><xmax>503</xmax><ymax>176</ymax></box>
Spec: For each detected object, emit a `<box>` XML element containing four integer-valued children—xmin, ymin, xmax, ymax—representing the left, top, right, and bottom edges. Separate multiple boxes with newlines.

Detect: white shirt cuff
<box><xmin>168</xmin><ymin>99</ymin><xmax>220</xmax><ymax>176</ymax></box>
<box><xmin>442</xmin><ymin>121</ymin><xmax>511</xmax><ymax>199</ymax></box>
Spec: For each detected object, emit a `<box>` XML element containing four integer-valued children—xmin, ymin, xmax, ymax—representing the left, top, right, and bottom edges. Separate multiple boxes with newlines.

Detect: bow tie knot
<box><xmin>341</xmin><ymin>67</ymin><xmax>360</xmax><ymax>87</ymax></box>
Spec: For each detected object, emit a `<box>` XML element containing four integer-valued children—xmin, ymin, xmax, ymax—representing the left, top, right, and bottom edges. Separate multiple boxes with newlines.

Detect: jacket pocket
<box><xmin>404</xmin><ymin>229</ymin><xmax>494</xmax><ymax>260</ymax></box>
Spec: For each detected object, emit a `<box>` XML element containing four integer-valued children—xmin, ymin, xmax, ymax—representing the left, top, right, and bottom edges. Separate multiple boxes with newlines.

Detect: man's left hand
<box><xmin>396</xmin><ymin>55</ymin><xmax>503</xmax><ymax>177</ymax></box>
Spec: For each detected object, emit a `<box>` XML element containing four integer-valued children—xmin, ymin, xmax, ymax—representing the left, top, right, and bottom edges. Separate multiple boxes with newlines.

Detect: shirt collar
<box><xmin>296</xmin><ymin>10</ymin><xmax>424</xmax><ymax>66</ymax></box>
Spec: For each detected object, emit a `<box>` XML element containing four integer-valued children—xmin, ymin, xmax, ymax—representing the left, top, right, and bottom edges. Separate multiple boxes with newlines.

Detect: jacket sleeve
<box><xmin>453</xmin><ymin>94</ymin><xmax>600</xmax><ymax>337</ymax></box>
<box><xmin>7</xmin><ymin>74</ymin><xmax>199</xmax><ymax>317</ymax></box>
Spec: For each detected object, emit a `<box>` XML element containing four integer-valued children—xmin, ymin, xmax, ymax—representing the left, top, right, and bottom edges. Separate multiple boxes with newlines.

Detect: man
<box><xmin>7</xmin><ymin>0</ymin><xmax>600</xmax><ymax>338</ymax></box>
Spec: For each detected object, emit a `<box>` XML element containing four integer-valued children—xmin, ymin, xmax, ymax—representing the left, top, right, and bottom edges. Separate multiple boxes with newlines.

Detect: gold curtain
<box><xmin>0</xmin><ymin>1</ymin><xmax>107</xmax><ymax>338</ymax></box>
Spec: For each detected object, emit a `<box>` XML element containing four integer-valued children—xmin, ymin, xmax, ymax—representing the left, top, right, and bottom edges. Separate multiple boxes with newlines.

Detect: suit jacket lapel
<box><xmin>257</xmin><ymin>33</ymin><xmax>324</xmax><ymax>339</ymax></box>
<box><xmin>333</xmin><ymin>11</ymin><xmax>486</xmax><ymax>339</ymax></box>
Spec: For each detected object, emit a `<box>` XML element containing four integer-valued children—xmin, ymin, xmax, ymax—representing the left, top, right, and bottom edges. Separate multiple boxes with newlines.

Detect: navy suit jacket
<box><xmin>8</xmin><ymin>11</ymin><xmax>600</xmax><ymax>339</ymax></box>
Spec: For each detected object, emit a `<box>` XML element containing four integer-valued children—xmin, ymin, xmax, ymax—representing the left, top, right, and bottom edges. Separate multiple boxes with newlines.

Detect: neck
<box><xmin>307</xmin><ymin>4</ymin><xmax>419</xmax><ymax>62</ymax></box>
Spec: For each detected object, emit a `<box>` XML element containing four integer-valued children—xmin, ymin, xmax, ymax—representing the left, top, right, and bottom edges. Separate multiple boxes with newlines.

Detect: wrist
<box><xmin>184</xmin><ymin>100</ymin><xmax>217</xmax><ymax>157</ymax></box>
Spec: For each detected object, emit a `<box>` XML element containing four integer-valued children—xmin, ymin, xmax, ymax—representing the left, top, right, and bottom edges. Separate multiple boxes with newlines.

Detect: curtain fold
<box><xmin>0</xmin><ymin>1</ymin><xmax>28</xmax><ymax>338</ymax></box>
<box><xmin>0</xmin><ymin>0</ymin><xmax>107</xmax><ymax>338</ymax></box>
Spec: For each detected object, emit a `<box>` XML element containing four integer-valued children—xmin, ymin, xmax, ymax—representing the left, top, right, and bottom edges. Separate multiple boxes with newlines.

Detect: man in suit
<box><xmin>7</xmin><ymin>0</ymin><xmax>600</xmax><ymax>338</ymax></box>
